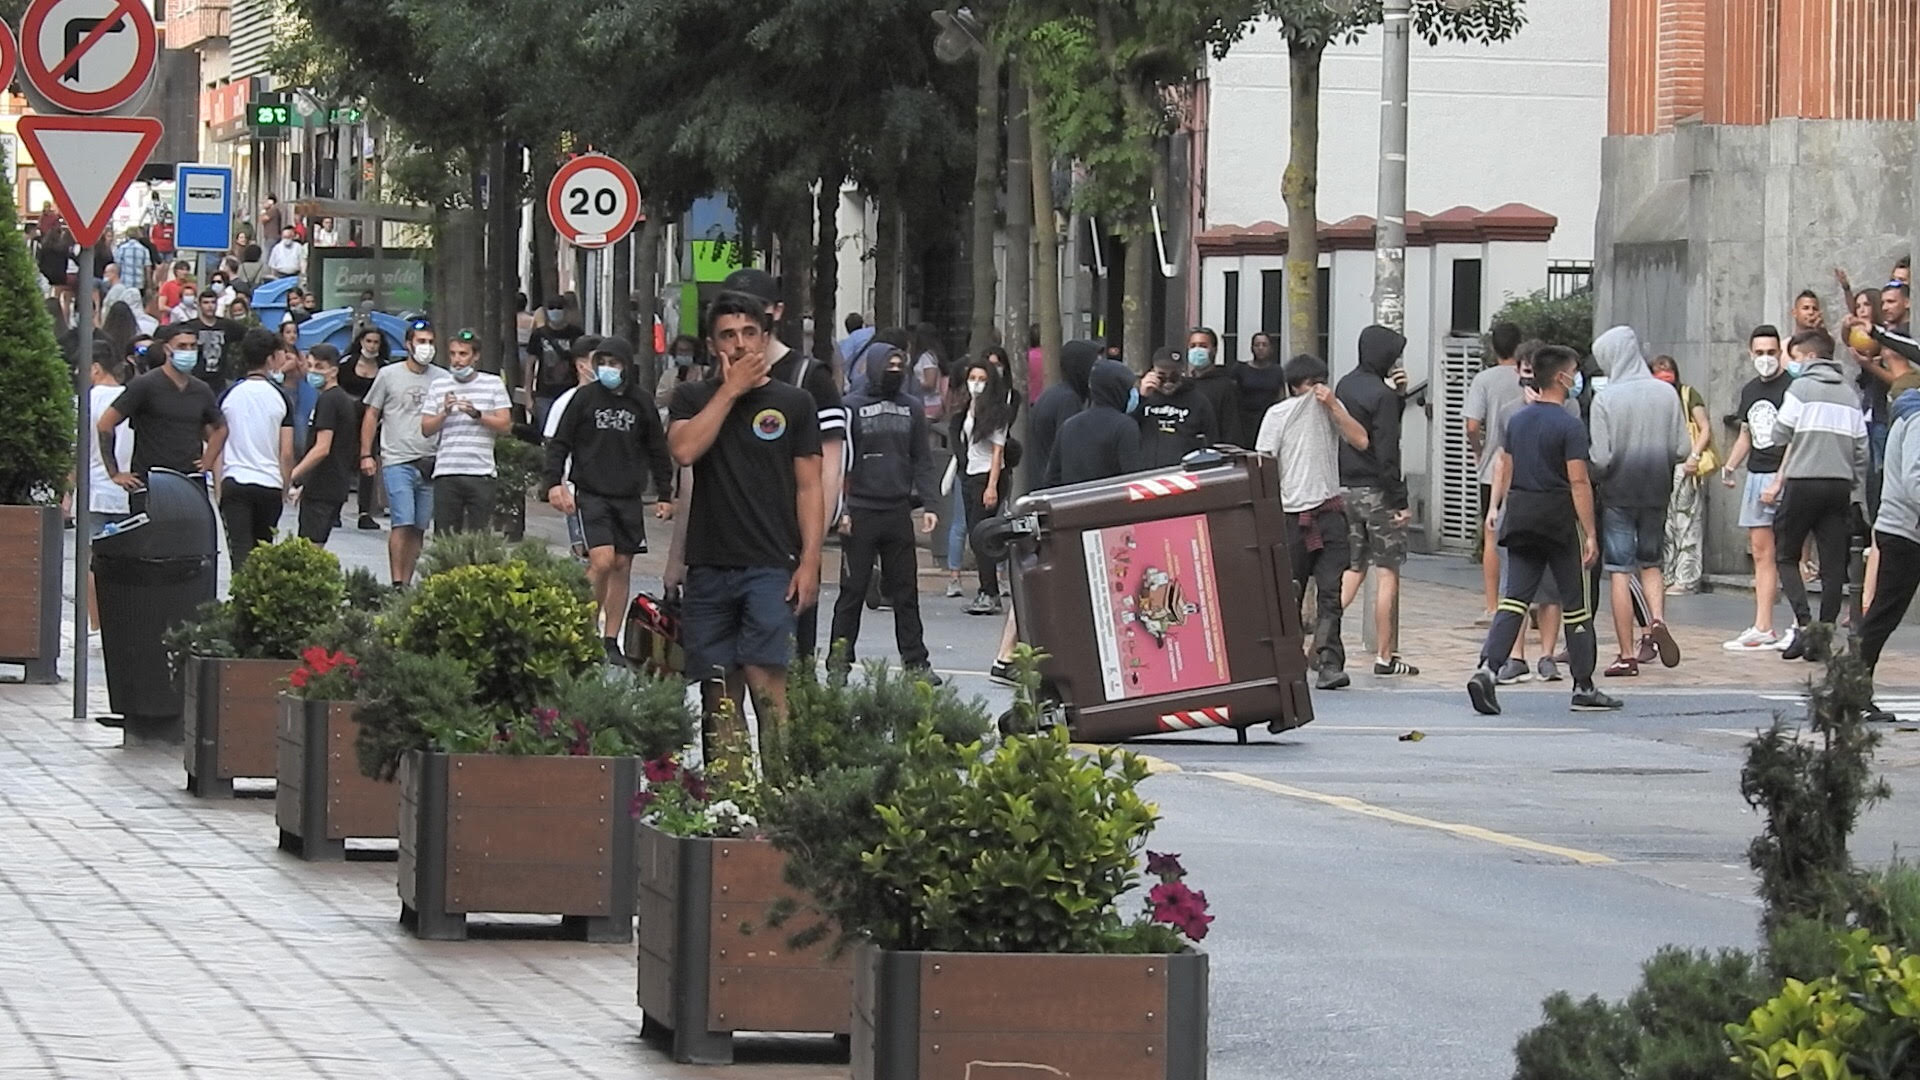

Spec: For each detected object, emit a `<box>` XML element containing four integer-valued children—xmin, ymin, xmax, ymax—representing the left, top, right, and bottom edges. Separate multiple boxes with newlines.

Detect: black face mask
<box><xmin>878</xmin><ymin>369</ymin><xmax>907</xmax><ymax>399</ymax></box>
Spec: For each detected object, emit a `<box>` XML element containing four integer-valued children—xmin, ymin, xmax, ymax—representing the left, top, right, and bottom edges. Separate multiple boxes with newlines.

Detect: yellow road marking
<box><xmin>1308</xmin><ymin>725</ymin><xmax>1589</xmax><ymax>735</ymax></box>
<box><xmin>1202</xmin><ymin>770</ymin><xmax>1617</xmax><ymax>866</ymax></box>
<box><xmin>1074</xmin><ymin>744</ymin><xmax>1185</xmax><ymax>774</ymax></box>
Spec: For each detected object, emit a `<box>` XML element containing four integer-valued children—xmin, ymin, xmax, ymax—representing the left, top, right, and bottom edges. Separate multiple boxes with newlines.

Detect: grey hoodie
<box><xmin>1773</xmin><ymin>358</ymin><xmax>1869</xmax><ymax>487</ymax></box>
<box><xmin>1588</xmin><ymin>326</ymin><xmax>1689</xmax><ymax>508</ymax></box>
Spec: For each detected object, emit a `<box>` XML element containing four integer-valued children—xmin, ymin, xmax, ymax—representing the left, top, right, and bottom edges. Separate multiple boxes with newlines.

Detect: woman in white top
<box><xmin>955</xmin><ymin>357</ymin><xmax>1012</xmax><ymax>616</ymax></box>
<box><xmin>85</xmin><ymin>348</ymin><xmax>134</xmax><ymax>628</ymax></box>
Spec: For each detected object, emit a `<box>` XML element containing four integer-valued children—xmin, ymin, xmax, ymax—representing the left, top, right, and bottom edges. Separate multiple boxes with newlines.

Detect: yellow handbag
<box><xmin>1684</xmin><ymin>386</ymin><xmax>1718</xmax><ymax>475</ymax></box>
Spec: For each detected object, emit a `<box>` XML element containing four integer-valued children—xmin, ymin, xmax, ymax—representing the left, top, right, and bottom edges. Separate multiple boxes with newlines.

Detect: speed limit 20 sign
<box><xmin>547</xmin><ymin>153</ymin><xmax>641</xmax><ymax>249</ymax></box>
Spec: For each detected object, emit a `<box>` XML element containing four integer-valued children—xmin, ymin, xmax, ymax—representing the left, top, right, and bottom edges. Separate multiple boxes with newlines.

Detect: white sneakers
<box><xmin>1722</xmin><ymin>626</ymin><xmax>1787</xmax><ymax>652</ymax></box>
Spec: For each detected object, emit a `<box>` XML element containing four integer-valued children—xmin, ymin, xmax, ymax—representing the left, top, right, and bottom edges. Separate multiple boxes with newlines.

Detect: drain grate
<box><xmin>1553</xmin><ymin>767</ymin><xmax>1710</xmax><ymax>776</ymax></box>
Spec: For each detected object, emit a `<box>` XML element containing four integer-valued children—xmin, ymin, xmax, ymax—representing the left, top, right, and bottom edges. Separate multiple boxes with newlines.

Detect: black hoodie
<box><xmin>1335</xmin><ymin>325</ymin><xmax>1409</xmax><ymax>508</ymax></box>
<box><xmin>541</xmin><ymin>377</ymin><xmax>674</xmax><ymax>501</ymax></box>
<box><xmin>1138</xmin><ymin>375</ymin><xmax>1217</xmax><ymax>468</ymax></box>
<box><xmin>1046</xmin><ymin>359</ymin><xmax>1145</xmax><ymax>487</ymax></box>
<box><xmin>842</xmin><ymin>341</ymin><xmax>939</xmax><ymax>513</ymax></box>
<box><xmin>1188</xmin><ymin>364</ymin><xmax>1241</xmax><ymax>446</ymax></box>
<box><xmin>1028</xmin><ymin>339</ymin><xmax>1100</xmax><ymax>488</ymax></box>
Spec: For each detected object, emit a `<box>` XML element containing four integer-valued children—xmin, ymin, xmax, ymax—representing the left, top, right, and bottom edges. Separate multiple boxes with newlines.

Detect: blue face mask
<box><xmin>267</xmin><ymin>370</ymin><xmax>285</xmax><ymax>385</ymax></box>
<box><xmin>306</xmin><ymin>371</ymin><xmax>326</xmax><ymax>389</ymax></box>
<box><xmin>1187</xmin><ymin>346</ymin><xmax>1212</xmax><ymax>369</ymax></box>
<box><xmin>1126</xmin><ymin>387</ymin><xmax>1141</xmax><ymax>415</ymax></box>
<box><xmin>170</xmin><ymin>349</ymin><xmax>197</xmax><ymax>373</ymax></box>
<box><xmin>1570</xmin><ymin>372</ymin><xmax>1585</xmax><ymax>398</ymax></box>
<box><xmin>1786</xmin><ymin>360</ymin><xmax>1805</xmax><ymax>378</ymax></box>
<box><xmin>672</xmin><ymin>353</ymin><xmax>694</xmax><ymax>368</ymax></box>
<box><xmin>596</xmin><ymin>365</ymin><xmax>624</xmax><ymax>389</ymax></box>
<box><xmin>450</xmin><ymin>364</ymin><xmax>477</xmax><ymax>382</ymax></box>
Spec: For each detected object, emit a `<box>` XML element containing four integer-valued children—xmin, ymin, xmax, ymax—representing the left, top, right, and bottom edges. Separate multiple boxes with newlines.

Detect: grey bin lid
<box><xmin>92</xmin><ymin>469</ymin><xmax>220</xmax><ymax>560</ymax></box>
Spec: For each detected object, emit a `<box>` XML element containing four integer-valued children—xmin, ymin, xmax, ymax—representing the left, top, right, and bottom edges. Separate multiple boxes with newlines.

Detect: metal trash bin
<box><xmin>985</xmin><ymin>449</ymin><xmax>1313</xmax><ymax>742</ymax></box>
<box><xmin>93</xmin><ymin>469</ymin><xmax>219</xmax><ymax>744</ymax></box>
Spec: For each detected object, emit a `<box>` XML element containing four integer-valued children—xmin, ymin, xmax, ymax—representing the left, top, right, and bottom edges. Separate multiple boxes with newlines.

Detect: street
<box><xmin>5</xmin><ymin>503</ymin><xmax>1918</xmax><ymax>1078</ymax></box>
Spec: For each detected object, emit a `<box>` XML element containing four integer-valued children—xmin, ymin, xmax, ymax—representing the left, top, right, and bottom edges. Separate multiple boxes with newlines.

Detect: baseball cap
<box><xmin>720</xmin><ymin>268</ymin><xmax>781</xmax><ymax>306</ymax></box>
<box><xmin>1152</xmin><ymin>346</ymin><xmax>1185</xmax><ymax>369</ymax></box>
<box><xmin>592</xmin><ymin>336</ymin><xmax>635</xmax><ymax>364</ymax></box>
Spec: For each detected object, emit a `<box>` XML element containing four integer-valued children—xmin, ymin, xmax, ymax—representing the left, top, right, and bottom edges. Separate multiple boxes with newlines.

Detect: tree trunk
<box><xmin>632</xmin><ymin>207</ymin><xmax>665</xmax><ymax>397</ymax></box>
<box><xmin>1283</xmin><ymin>40</ymin><xmax>1325</xmax><ymax>361</ymax></box>
<box><xmin>874</xmin><ymin>188</ymin><xmax>899</xmax><ymax>328</ymax></box>
<box><xmin>611</xmin><ymin>233</ymin><xmax>634</xmax><ymax>354</ymax></box>
<box><xmin>1005</xmin><ymin>69</ymin><xmax>1032</xmax><ymax>395</ymax></box>
<box><xmin>530</xmin><ymin>148</ymin><xmax>559</xmax><ymax>309</ymax></box>
<box><xmin>967</xmin><ymin>46</ymin><xmax>1003</xmax><ymax>360</ymax></box>
<box><xmin>1122</xmin><ymin>216</ymin><xmax>1150</xmax><ymax>371</ymax></box>
<box><xmin>813</xmin><ymin>174</ymin><xmax>840</xmax><ymax>363</ymax></box>
<box><xmin>491</xmin><ymin>140</ymin><xmax>521</xmax><ymax>383</ymax></box>
<box><xmin>1028</xmin><ymin>73</ymin><xmax>1064</xmax><ymax>393</ymax></box>
<box><xmin>775</xmin><ymin>197</ymin><xmax>810</xmax><ymax>351</ymax></box>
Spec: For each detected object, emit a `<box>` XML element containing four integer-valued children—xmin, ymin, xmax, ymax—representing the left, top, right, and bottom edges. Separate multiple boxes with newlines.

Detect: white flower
<box><xmin>708</xmin><ymin>799</ymin><xmax>740</xmax><ymax>818</ymax></box>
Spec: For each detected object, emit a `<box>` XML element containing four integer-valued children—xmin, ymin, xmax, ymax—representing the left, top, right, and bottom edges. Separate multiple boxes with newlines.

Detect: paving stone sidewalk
<box><xmin>0</xmin><ymin>682</ymin><xmax>844</xmax><ymax>1080</ymax></box>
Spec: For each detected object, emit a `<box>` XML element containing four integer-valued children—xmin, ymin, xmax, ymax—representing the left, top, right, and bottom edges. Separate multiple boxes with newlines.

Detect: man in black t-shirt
<box><xmin>720</xmin><ymin>267</ymin><xmax>846</xmax><ymax>662</ymax></box>
<box><xmin>525</xmin><ymin>297</ymin><xmax>584</xmax><ymax>431</ymax></box>
<box><xmin>1718</xmin><ymin>325</ymin><xmax>1793</xmax><ymax>650</ymax></box>
<box><xmin>1231</xmin><ymin>331</ymin><xmax>1288</xmax><ymax>449</ymax></box>
<box><xmin>288</xmin><ymin>345</ymin><xmax>360</xmax><ymax>545</ymax></box>
<box><xmin>668</xmin><ymin>293</ymin><xmax>824</xmax><ymax>750</ymax></box>
<box><xmin>190</xmin><ymin>290</ymin><xmax>246</xmax><ymax>396</ymax></box>
<box><xmin>99</xmin><ymin>322</ymin><xmax>228</xmax><ymax>484</ymax></box>
<box><xmin>1470</xmin><ymin>345</ymin><xmax>1619</xmax><ymax>717</ymax></box>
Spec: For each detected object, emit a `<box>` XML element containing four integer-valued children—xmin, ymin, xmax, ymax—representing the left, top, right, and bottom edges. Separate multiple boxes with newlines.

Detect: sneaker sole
<box><xmin>1497</xmin><ymin>671</ymin><xmax>1535</xmax><ymax>686</ymax></box>
<box><xmin>1467</xmin><ymin>676</ymin><xmax>1500</xmax><ymax>716</ymax></box>
<box><xmin>1722</xmin><ymin>641</ymin><xmax>1777</xmax><ymax>652</ymax></box>
<box><xmin>1571</xmin><ymin>699</ymin><xmax>1624</xmax><ymax>711</ymax></box>
<box><xmin>1648</xmin><ymin>623</ymin><xmax>1681</xmax><ymax>667</ymax></box>
<box><xmin>1318</xmin><ymin>673</ymin><xmax>1351</xmax><ymax>691</ymax></box>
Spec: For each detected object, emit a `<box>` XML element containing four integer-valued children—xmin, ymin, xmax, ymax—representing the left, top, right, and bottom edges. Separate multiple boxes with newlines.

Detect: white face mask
<box><xmin>966</xmin><ymin>379</ymin><xmax>988</xmax><ymax>397</ymax></box>
<box><xmin>1753</xmin><ymin>354</ymin><xmax>1782</xmax><ymax>379</ymax></box>
<box><xmin>412</xmin><ymin>343</ymin><xmax>435</xmax><ymax>364</ymax></box>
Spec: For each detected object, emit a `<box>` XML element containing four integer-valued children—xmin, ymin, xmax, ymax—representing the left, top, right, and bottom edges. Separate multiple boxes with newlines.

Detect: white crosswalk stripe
<box><xmin>1758</xmin><ymin>694</ymin><xmax>1920</xmax><ymax>720</ymax></box>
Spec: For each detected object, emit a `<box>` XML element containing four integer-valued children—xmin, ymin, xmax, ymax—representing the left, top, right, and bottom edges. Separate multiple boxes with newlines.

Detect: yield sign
<box><xmin>18</xmin><ymin>0</ymin><xmax>157</xmax><ymax>114</ymax></box>
<box><xmin>18</xmin><ymin>115</ymin><xmax>162</xmax><ymax>246</ymax></box>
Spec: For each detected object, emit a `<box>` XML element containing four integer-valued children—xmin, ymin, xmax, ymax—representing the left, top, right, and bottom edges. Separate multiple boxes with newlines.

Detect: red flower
<box><xmin>301</xmin><ymin>645</ymin><xmax>329</xmax><ymax>668</ymax></box>
<box><xmin>643</xmin><ymin>756</ymin><xmax>680</xmax><ymax>784</ymax></box>
<box><xmin>289</xmin><ymin>668</ymin><xmax>310</xmax><ymax>689</ymax></box>
<box><xmin>1148</xmin><ymin>881</ymin><xmax>1213</xmax><ymax>941</ymax></box>
<box><xmin>629</xmin><ymin>789</ymin><xmax>656</xmax><ymax>817</ymax></box>
<box><xmin>1145</xmin><ymin>851</ymin><xmax>1185</xmax><ymax>882</ymax></box>
<box><xmin>680</xmin><ymin>770</ymin><xmax>709</xmax><ymax>803</ymax></box>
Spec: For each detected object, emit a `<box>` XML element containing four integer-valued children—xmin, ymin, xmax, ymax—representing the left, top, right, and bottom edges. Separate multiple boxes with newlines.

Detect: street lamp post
<box><xmin>1372</xmin><ymin>0</ymin><xmax>1410</xmax><ymax>334</ymax></box>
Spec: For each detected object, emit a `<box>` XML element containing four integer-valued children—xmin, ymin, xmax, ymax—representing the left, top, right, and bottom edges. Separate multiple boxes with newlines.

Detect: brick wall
<box><xmin>1609</xmin><ymin>0</ymin><xmax>1918</xmax><ymax>133</ymax></box>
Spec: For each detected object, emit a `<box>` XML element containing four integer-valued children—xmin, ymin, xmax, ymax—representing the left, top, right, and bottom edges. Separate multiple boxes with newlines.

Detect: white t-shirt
<box><xmin>1255</xmin><ymin>394</ymin><xmax>1341</xmax><ymax>513</ymax></box>
<box><xmin>962</xmin><ymin>413</ymin><xmax>1006</xmax><ymax>476</ymax></box>
<box><xmin>544</xmin><ymin>383</ymin><xmax>583</xmax><ymax>484</ymax></box>
<box><xmin>915</xmin><ymin>352</ymin><xmax>944</xmax><ymax>413</ymax></box>
<box><xmin>267</xmin><ymin>240</ymin><xmax>305</xmax><ymax>276</ymax></box>
<box><xmin>89</xmin><ymin>384</ymin><xmax>133</xmax><ymax>514</ymax></box>
<box><xmin>422</xmin><ymin>371</ymin><xmax>511</xmax><ymax>477</ymax></box>
<box><xmin>220</xmin><ymin>377</ymin><xmax>290</xmax><ymax>489</ymax></box>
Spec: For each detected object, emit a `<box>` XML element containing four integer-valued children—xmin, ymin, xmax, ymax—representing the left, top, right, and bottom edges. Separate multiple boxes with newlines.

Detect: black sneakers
<box><xmin>1571</xmin><ymin>685</ymin><xmax>1624</xmax><ymax>711</ymax></box>
<box><xmin>1373</xmin><ymin>655</ymin><xmax>1420</xmax><ymax>676</ymax></box>
<box><xmin>1317</xmin><ymin>668</ymin><xmax>1351</xmax><ymax>691</ymax></box>
<box><xmin>1467</xmin><ymin>667</ymin><xmax>1500</xmax><ymax>715</ymax></box>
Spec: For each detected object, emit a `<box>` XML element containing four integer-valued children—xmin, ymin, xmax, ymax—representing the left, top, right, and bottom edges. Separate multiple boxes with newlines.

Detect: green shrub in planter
<box><xmin>164</xmin><ymin>537</ymin><xmax>348</xmax><ymax>663</ymax></box>
<box><xmin>354</xmin><ymin>645</ymin><xmax>490</xmax><ymax>781</ymax></box>
<box><xmin>1727</xmin><ymin>930</ymin><xmax>1920</xmax><ymax>1080</ymax></box>
<box><xmin>0</xmin><ymin>170</ymin><xmax>73</xmax><ymax>505</ymax></box>
<box><xmin>417</xmin><ymin>530</ymin><xmax>590</xmax><ymax>600</ymax></box>
<box><xmin>391</xmin><ymin>561</ymin><xmax>598</xmax><ymax>714</ymax></box>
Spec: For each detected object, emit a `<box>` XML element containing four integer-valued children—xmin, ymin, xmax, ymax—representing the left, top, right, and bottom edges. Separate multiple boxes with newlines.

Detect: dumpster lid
<box><xmin>91</xmin><ymin>469</ymin><xmax>219</xmax><ymax>560</ymax></box>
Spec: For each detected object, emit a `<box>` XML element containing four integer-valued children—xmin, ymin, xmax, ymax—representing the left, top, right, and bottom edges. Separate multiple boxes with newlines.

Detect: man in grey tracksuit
<box><xmin>1770</xmin><ymin>327</ymin><xmax>1870</xmax><ymax>659</ymax></box>
<box><xmin>1588</xmin><ymin>326</ymin><xmax>1691</xmax><ymax>673</ymax></box>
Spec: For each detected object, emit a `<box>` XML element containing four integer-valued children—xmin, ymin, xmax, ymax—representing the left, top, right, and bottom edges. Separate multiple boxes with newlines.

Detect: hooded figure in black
<box><xmin>1046</xmin><ymin>359</ymin><xmax>1145</xmax><ymax>487</ymax></box>
<box><xmin>1028</xmin><ymin>339</ymin><xmax>1101</xmax><ymax>489</ymax></box>
<box><xmin>1335</xmin><ymin>325</ymin><xmax>1409</xmax><ymax>510</ymax></box>
<box><xmin>829</xmin><ymin>340</ymin><xmax>940</xmax><ymax>673</ymax></box>
<box><xmin>1138</xmin><ymin>346</ymin><xmax>1217</xmax><ymax>467</ymax></box>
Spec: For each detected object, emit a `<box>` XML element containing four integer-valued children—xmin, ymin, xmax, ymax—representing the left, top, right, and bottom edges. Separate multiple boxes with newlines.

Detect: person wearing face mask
<box><xmin>951</xmin><ymin>359</ymin><xmax>1013</xmax><ymax>615</ymax></box>
<box><xmin>98</xmin><ymin>321</ymin><xmax>229</xmax><ymax>508</ymax></box>
<box><xmin>1183</xmin><ymin>327</ymin><xmax>1241</xmax><ymax>446</ymax></box>
<box><xmin>287</xmin><ymin>346</ymin><xmax>359</xmax><ymax>545</ymax></box>
<box><xmin>828</xmin><ymin>341</ymin><xmax>941</xmax><ymax>676</ymax></box>
<box><xmin>340</xmin><ymin>327</ymin><xmax>388</xmax><ymax>530</ymax></box>
<box><xmin>189</xmin><ymin>288</ymin><xmax>245</xmax><ymax>396</ymax></box>
<box><xmin>1720</xmin><ymin>325</ymin><xmax>1793</xmax><ymax>650</ymax></box>
<box><xmin>544</xmin><ymin>337</ymin><xmax>675</xmax><ymax>665</ymax></box>
<box><xmin>1137</xmin><ymin>346</ymin><xmax>1217</xmax><ymax>468</ymax></box>
<box><xmin>361</xmin><ymin>321</ymin><xmax>445</xmax><ymax>587</ymax></box>
<box><xmin>1336</xmin><ymin>324</ymin><xmax>1418</xmax><ymax>677</ymax></box>
<box><xmin>525</xmin><ymin>296</ymin><xmax>584</xmax><ymax>431</ymax></box>
<box><xmin>1044</xmin><ymin>359</ymin><xmax>1145</xmax><ymax>487</ymax></box>
<box><xmin>421</xmin><ymin>329</ymin><xmax>514</xmax><ymax>536</ymax></box>
<box><xmin>212</xmin><ymin>328</ymin><xmax>296</xmax><ymax>573</ymax></box>
<box><xmin>1469</xmin><ymin>345</ymin><xmax>1619</xmax><ymax>716</ymax></box>
<box><xmin>1587</xmin><ymin>325</ymin><xmax>1690</xmax><ymax>678</ymax></box>
<box><xmin>1765</xmin><ymin>327</ymin><xmax>1869</xmax><ymax>661</ymax></box>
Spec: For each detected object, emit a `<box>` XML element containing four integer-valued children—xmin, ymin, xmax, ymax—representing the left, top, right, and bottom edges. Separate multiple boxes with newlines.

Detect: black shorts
<box><xmin>578</xmin><ymin>492</ymin><xmax>649</xmax><ymax>555</ymax></box>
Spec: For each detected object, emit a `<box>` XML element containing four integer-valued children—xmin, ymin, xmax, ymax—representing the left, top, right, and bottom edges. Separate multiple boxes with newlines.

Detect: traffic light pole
<box><xmin>72</xmin><ymin>246</ymin><xmax>94</xmax><ymax>720</ymax></box>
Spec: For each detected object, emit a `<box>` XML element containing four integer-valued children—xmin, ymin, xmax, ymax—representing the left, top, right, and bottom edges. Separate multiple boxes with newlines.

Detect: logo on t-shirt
<box><xmin>752</xmin><ymin>408</ymin><xmax>788</xmax><ymax>441</ymax></box>
<box><xmin>1748</xmin><ymin>399</ymin><xmax>1780</xmax><ymax>450</ymax></box>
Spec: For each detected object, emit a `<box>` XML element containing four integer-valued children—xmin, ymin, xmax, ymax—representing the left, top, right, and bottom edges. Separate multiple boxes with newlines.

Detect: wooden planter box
<box><xmin>0</xmin><ymin>505</ymin><xmax>64</xmax><ymax>683</ymax></box>
<box><xmin>274</xmin><ymin>695</ymin><xmax>398</xmax><ymax>861</ymax></box>
<box><xmin>852</xmin><ymin>945</ymin><xmax>1208</xmax><ymax>1080</ymax></box>
<box><xmin>183</xmin><ymin>655</ymin><xmax>301</xmax><ymax>797</ymax></box>
<box><xmin>397</xmin><ymin>750</ymin><xmax>638</xmax><ymax>942</ymax></box>
<box><xmin>636</xmin><ymin>825</ymin><xmax>851</xmax><ymax>1063</ymax></box>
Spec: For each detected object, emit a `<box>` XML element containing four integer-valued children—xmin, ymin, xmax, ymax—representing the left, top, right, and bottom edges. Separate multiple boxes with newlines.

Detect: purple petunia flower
<box><xmin>1145</xmin><ymin>851</ymin><xmax>1186</xmax><ymax>881</ymax></box>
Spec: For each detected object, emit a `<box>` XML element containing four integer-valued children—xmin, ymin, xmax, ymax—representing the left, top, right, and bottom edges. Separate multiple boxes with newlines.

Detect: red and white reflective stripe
<box><xmin>1157</xmin><ymin>707</ymin><xmax>1231</xmax><ymax>732</ymax></box>
<box><xmin>1126</xmin><ymin>473</ymin><xmax>1201</xmax><ymax>501</ymax></box>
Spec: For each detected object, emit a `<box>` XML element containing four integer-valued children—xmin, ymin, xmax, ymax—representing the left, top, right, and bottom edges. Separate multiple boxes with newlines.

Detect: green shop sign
<box><xmin>313</xmin><ymin>250</ymin><xmax>431</xmax><ymax>313</ymax></box>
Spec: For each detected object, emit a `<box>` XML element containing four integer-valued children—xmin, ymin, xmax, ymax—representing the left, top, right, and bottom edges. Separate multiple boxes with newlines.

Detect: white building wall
<box><xmin>1204</xmin><ymin>0</ymin><xmax>1607</xmax><ymax>262</ymax></box>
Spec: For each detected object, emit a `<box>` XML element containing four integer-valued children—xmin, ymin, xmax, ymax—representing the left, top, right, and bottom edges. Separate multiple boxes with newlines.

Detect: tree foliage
<box><xmin>0</xmin><ymin>168</ymin><xmax>74</xmax><ymax>505</ymax></box>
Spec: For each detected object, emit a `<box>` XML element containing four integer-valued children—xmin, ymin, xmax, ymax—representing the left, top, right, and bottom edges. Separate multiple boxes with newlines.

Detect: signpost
<box><xmin>14</xmin><ymin>0</ymin><xmax>162</xmax><ymax>721</ymax></box>
<box><xmin>173</xmin><ymin>163</ymin><xmax>234</xmax><ymax>253</ymax></box>
<box><xmin>547</xmin><ymin>153</ymin><xmax>641</xmax><ymax>336</ymax></box>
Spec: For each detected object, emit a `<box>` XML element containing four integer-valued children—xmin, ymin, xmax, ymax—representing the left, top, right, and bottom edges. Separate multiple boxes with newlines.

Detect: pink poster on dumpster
<box><xmin>1081</xmin><ymin>512</ymin><xmax>1232</xmax><ymax>702</ymax></box>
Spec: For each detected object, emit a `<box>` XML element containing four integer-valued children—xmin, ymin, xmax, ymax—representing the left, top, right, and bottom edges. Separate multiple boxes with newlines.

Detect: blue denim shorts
<box><xmin>681</xmin><ymin>566</ymin><xmax>797</xmax><ymax>679</ymax></box>
<box><xmin>1601</xmin><ymin>504</ymin><xmax>1665</xmax><ymax>573</ymax></box>
<box><xmin>382</xmin><ymin>461</ymin><xmax>435</xmax><ymax>530</ymax></box>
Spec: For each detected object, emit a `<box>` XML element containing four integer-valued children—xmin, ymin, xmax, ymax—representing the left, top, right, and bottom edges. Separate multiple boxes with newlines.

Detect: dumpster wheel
<box><xmin>997</xmin><ymin>698</ymin><xmax>1067</xmax><ymax>737</ymax></box>
<box><xmin>971</xmin><ymin>516</ymin><xmax>1023</xmax><ymax>562</ymax></box>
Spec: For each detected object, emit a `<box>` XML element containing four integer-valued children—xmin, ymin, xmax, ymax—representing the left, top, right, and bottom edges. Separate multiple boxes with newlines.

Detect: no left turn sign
<box><xmin>547</xmin><ymin>153</ymin><xmax>641</xmax><ymax>250</ymax></box>
<box><xmin>19</xmin><ymin>0</ymin><xmax>158</xmax><ymax>115</ymax></box>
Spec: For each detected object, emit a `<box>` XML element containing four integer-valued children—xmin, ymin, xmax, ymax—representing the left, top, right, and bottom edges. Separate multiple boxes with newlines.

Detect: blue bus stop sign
<box><xmin>173</xmin><ymin>163</ymin><xmax>233</xmax><ymax>252</ymax></box>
